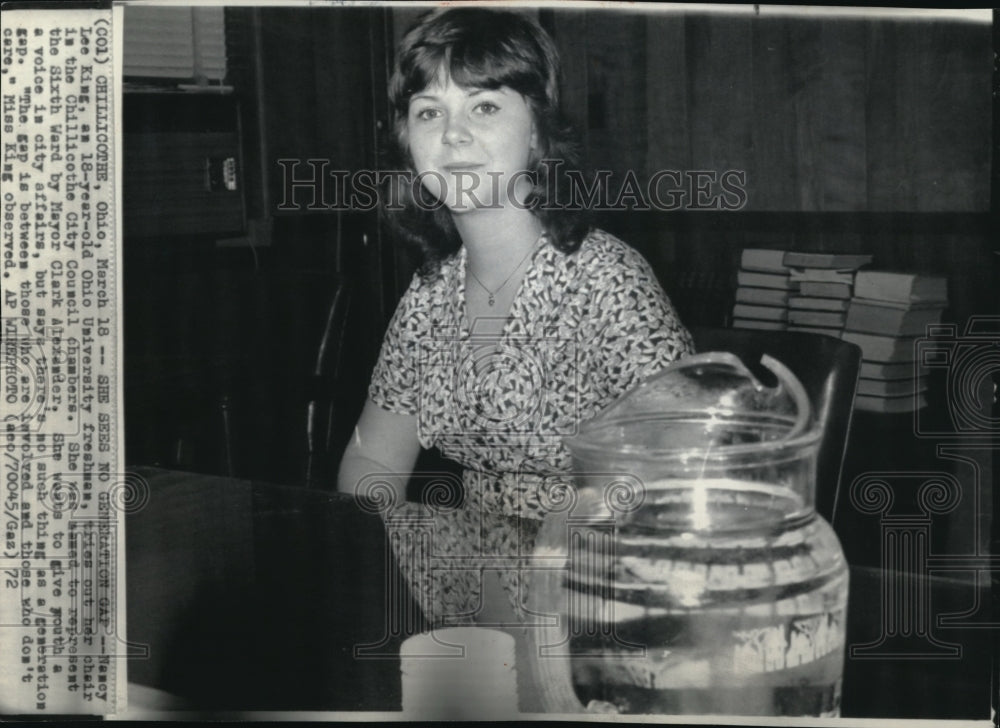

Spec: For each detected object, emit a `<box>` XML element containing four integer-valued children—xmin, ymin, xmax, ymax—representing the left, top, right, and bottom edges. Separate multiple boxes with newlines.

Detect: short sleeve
<box><xmin>587</xmin><ymin>250</ymin><xmax>694</xmax><ymax>399</ymax></box>
<box><xmin>368</xmin><ymin>276</ymin><xmax>425</xmax><ymax>415</ymax></box>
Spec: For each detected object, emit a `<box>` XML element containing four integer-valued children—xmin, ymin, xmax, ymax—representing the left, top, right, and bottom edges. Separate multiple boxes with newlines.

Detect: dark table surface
<box><xmin>125</xmin><ymin>467</ymin><xmax>993</xmax><ymax>720</ymax></box>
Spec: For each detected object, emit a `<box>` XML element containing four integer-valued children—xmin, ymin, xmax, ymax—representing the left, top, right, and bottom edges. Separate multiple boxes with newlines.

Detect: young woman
<box><xmin>338</xmin><ymin>7</ymin><xmax>693</xmax><ymax>627</ymax></box>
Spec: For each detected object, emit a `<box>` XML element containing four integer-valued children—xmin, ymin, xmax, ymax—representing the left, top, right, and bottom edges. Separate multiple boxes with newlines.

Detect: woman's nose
<box><xmin>441</xmin><ymin>116</ymin><xmax>472</xmax><ymax>146</ymax></box>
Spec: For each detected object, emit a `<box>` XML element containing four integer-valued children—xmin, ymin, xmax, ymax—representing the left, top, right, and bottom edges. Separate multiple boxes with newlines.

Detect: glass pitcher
<box><xmin>528</xmin><ymin>352</ymin><xmax>849</xmax><ymax>717</ymax></box>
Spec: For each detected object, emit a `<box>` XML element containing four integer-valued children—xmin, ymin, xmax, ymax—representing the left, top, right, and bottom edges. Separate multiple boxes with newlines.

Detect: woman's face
<box><xmin>406</xmin><ymin>72</ymin><xmax>537</xmax><ymax>213</ymax></box>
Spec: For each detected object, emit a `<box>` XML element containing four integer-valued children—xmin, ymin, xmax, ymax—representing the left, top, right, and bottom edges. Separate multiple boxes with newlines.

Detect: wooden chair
<box><xmin>304</xmin><ymin>275</ymin><xmax>352</xmax><ymax>488</ymax></box>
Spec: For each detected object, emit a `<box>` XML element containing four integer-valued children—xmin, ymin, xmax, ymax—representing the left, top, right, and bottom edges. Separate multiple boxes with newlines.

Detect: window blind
<box><xmin>123</xmin><ymin>6</ymin><xmax>227</xmax><ymax>82</ymax></box>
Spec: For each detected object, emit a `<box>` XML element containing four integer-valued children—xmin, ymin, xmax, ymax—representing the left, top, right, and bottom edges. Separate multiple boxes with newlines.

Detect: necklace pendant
<box><xmin>487</xmin><ymin>294</ymin><xmax>495</xmax><ymax>306</ymax></box>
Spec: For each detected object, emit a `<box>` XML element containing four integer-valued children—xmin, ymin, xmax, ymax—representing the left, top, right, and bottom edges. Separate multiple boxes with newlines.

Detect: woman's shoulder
<box><xmin>387</xmin><ymin>250</ymin><xmax>463</xmax><ymax>333</ymax></box>
<box><xmin>402</xmin><ymin>249</ymin><xmax>464</xmax><ymax>297</ymax></box>
<box><xmin>572</xmin><ymin>228</ymin><xmax>658</xmax><ymax>281</ymax></box>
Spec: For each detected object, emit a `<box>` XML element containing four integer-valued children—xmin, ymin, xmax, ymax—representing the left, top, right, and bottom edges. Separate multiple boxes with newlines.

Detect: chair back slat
<box><xmin>690</xmin><ymin>327</ymin><xmax>862</xmax><ymax>524</ymax></box>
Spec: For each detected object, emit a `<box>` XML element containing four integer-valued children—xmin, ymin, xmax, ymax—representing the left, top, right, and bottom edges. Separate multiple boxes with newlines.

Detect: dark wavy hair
<box><xmin>382</xmin><ymin>8</ymin><xmax>590</xmax><ymax>277</ymax></box>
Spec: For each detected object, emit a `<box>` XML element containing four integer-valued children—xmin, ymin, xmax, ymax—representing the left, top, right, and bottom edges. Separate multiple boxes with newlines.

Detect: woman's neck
<box><xmin>454</xmin><ymin>207</ymin><xmax>545</xmax><ymax>288</ymax></box>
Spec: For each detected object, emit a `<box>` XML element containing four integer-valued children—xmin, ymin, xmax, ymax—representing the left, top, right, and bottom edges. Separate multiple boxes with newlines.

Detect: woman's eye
<box><xmin>414</xmin><ymin>108</ymin><xmax>441</xmax><ymax>121</ymax></box>
<box><xmin>474</xmin><ymin>101</ymin><xmax>500</xmax><ymax>115</ymax></box>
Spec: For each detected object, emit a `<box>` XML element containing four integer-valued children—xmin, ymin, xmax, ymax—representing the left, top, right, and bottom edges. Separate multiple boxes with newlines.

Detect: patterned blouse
<box><xmin>368</xmin><ymin>228</ymin><xmax>693</xmax><ymax>625</ymax></box>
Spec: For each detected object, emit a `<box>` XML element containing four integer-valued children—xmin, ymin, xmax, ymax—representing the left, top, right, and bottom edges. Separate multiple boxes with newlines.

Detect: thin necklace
<box><xmin>467</xmin><ymin>233</ymin><xmax>546</xmax><ymax>307</ymax></box>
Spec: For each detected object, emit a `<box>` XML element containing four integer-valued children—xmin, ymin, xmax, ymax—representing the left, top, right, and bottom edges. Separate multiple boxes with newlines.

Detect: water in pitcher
<box><xmin>563</xmin><ymin>480</ymin><xmax>848</xmax><ymax>717</ymax></box>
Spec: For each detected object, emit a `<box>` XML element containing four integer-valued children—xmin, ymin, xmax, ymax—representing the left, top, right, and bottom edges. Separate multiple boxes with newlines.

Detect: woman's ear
<box><xmin>527</xmin><ymin>128</ymin><xmax>545</xmax><ymax>179</ymax></box>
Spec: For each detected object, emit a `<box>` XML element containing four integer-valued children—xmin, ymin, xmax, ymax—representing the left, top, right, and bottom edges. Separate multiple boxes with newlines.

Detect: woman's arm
<box><xmin>337</xmin><ymin>398</ymin><xmax>421</xmax><ymax>503</ymax></box>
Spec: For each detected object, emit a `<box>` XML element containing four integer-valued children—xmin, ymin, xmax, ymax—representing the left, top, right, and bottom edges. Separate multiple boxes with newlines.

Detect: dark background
<box><xmin>121</xmin><ymin>6</ymin><xmax>996</xmax><ymax>570</ymax></box>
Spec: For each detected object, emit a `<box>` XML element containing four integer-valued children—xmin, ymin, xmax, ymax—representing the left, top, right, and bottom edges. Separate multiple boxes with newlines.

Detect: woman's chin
<box><xmin>444</xmin><ymin>197</ymin><xmax>500</xmax><ymax>214</ymax></box>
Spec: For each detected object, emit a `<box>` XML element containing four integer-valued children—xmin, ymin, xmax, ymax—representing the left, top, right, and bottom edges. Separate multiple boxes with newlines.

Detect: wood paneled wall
<box><xmin>550</xmin><ymin>10</ymin><xmax>992</xmax><ymax>212</ymax></box>
<box><xmin>539</xmin><ymin>9</ymin><xmax>994</xmax><ymax>330</ymax></box>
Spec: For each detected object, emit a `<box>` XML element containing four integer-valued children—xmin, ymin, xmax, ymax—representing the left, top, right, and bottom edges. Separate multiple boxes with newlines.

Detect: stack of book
<box><xmin>783</xmin><ymin>252</ymin><xmax>873</xmax><ymax>337</ymax></box>
<box><xmin>732</xmin><ymin>248</ymin><xmax>794</xmax><ymax>331</ymax></box>
<box><xmin>842</xmin><ymin>271</ymin><xmax>948</xmax><ymax>413</ymax></box>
